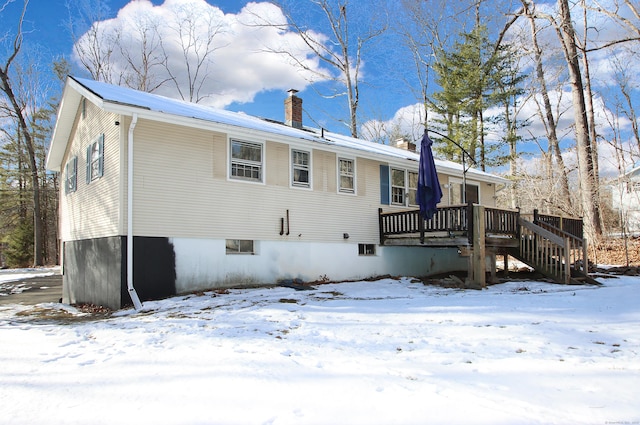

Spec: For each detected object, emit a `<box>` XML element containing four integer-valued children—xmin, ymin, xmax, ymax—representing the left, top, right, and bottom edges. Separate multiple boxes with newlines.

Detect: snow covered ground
<box><xmin>0</xmin><ymin>272</ymin><xmax>638</xmax><ymax>425</ymax></box>
<box><xmin>0</xmin><ymin>267</ymin><xmax>57</xmax><ymax>296</ymax></box>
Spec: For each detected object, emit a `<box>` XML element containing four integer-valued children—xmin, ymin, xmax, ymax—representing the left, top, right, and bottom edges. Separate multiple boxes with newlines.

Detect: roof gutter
<box><xmin>127</xmin><ymin>113</ymin><xmax>143</xmax><ymax>310</ymax></box>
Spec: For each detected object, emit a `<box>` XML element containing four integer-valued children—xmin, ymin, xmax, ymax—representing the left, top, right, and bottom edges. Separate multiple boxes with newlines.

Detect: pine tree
<box><xmin>430</xmin><ymin>24</ymin><xmax>524</xmax><ymax>171</ymax></box>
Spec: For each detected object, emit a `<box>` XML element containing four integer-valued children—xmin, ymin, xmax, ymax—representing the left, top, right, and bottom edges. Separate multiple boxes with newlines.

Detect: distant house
<box><xmin>611</xmin><ymin>165</ymin><xmax>640</xmax><ymax>235</ymax></box>
<box><xmin>46</xmin><ymin>76</ymin><xmax>507</xmax><ymax>309</ymax></box>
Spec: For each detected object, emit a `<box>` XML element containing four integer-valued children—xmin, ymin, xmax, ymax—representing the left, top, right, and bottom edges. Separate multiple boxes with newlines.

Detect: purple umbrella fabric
<box><xmin>418</xmin><ymin>132</ymin><xmax>443</xmax><ymax>219</ymax></box>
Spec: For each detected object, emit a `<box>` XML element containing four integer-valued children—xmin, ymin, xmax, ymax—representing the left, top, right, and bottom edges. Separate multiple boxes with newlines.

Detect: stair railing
<box><xmin>519</xmin><ymin>217</ymin><xmax>572</xmax><ymax>283</ymax></box>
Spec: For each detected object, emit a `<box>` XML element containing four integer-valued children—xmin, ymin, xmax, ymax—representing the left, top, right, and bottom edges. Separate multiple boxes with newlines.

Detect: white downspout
<box><xmin>127</xmin><ymin>113</ymin><xmax>143</xmax><ymax>310</ymax></box>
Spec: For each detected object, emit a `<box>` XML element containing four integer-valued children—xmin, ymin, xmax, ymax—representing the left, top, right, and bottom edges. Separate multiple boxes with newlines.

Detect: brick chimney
<box><xmin>285</xmin><ymin>89</ymin><xmax>303</xmax><ymax>129</ymax></box>
<box><xmin>396</xmin><ymin>137</ymin><xmax>416</xmax><ymax>152</ymax></box>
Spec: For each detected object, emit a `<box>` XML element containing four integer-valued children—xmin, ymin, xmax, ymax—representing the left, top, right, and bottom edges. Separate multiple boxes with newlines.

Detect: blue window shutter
<box><xmin>97</xmin><ymin>134</ymin><xmax>104</xmax><ymax>178</ymax></box>
<box><xmin>380</xmin><ymin>165</ymin><xmax>390</xmax><ymax>205</ymax></box>
<box><xmin>86</xmin><ymin>145</ymin><xmax>91</xmax><ymax>184</ymax></box>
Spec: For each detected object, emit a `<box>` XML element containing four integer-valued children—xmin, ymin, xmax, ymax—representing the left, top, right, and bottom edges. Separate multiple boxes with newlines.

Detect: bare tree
<box><xmin>589</xmin><ymin>0</ymin><xmax>640</xmax><ymax>41</ymax></box>
<box><xmin>609</xmin><ymin>51</ymin><xmax>640</xmax><ymax>151</ymax></box>
<box><xmin>521</xmin><ymin>1</ymin><xmax>573</xmax><ymax>212</ymax></box>
<box><xmin>577</xmin><ymin>0</ymin><xmax>604</xmax><ymax>230</ymax></box>
<box><xmin>68</xmin><ymin>0</ymin><xmax>227</xmax><ymax>102</ymax></box>
<box><xmin>555</xmin><ymin>0</ymin><xmax>603</xmax><ymax>237</ymax></box>
<box><xmin>159</xmin><ymin>2</ymin><xmax>227</xmax><ymax>103</ymax></box>
<box><xmin>397</xmin><ymin>0</ymin><xmax>485</xmax><ymax>134</ymax></box>
<box><xmin>262</xmin><ymin>0</ymin><xmax>387</xmax><ymax>137</ymax></box>
<box><xmin>67</xmin><ymin>0</ymin><xmax>119</xmax><ymax>83</ymax></box>
<box><xmin>117</xmin><ymin>8</ymin><xmax>168</xmax><ymax>92</ymax></box>
<box><xmin>0</xmin><ymin>0</ymin><xmax>43</xmax><ymax>265</ymax></box>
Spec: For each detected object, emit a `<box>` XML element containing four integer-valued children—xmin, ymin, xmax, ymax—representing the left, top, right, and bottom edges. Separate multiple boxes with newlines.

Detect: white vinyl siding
<box><xmin>126</xmin><ymin>121</ymin><xmax>381</xmax><ymax>244</ymax></box>
<box><xmin>61</xmin><ymin>111</ymin><xmax>498</xmax><ymax>246</ymax></box>
<box><xmin>59</xmin><ymin>102</ymin><xmax>121</xmax><ymax>241</ymax></box>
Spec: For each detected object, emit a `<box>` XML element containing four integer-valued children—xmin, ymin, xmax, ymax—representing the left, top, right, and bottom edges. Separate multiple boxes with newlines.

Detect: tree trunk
<box><xmin>556</xmin><ymin>0</ymin><xmax>602</xmax><ymax>237</ymax></box>
<box><xmin>1</xmin><ymin>82</ymin><xmax>43</xmax><ymax>265</ymax></box>
<box><xmin>523</xmin><ymin>1</ymin><xmax>572</xmax><ymax>210</ymax></box>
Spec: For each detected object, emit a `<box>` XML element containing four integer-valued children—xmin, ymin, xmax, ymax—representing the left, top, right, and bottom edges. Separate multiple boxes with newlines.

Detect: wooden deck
<box><xmin>378</xmin><ymin>204</ymin><xmax>594</xmax><ymax>287</ymax></box>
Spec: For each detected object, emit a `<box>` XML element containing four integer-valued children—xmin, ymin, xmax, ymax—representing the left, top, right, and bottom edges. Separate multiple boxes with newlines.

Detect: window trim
<box><xmin>225</xmin><ymin>239</ymin><xmax>255</xmax><ymax>255</ymax></box>
<box><xmin>65</xmin><ymin>156</ymin><xmax>77</xmax><ymax>194</ymax></box>
<box><xmin>291</xmin><ymin>148</ymin><xmax>312</xmax><ymax>189</ymax></box>
<box><xmin>358</xmin><ymin>243</ymin><xmax>376</xmax><ymax>256</ymax></box>
<box><xmin>229</xmin><ymin>138</ymin><xmax>264</xmax><ymax>183</ymax></box>
<box><xmin>389</xmin><ymin>167</ymin><xmax>418</xmax><ymax>207</ymax></box>
<box><xmin>86</xmin><ymin>134</ymin><xmax>104</xmax><ymax>184</ymax></box>
<box><xmin>337</xmin><ymin>157</ymin><xmax>356</xmax><ymax>194</ymax></box>
<box><xmin>391</xmin><ymin>168</ymin><xmax>406</xmax><ymax>205</ymax></box>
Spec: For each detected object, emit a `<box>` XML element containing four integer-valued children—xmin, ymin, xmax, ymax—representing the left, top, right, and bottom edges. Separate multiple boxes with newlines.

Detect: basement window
<box><xmin>358</xmin><ymin>244</ymin><xmax>376</xmax><ymax>256</ymax></box>
<box><xmin>226</xmin><ymin>239</ymin><xmax>255</xmax><ymax>255</ymax></box>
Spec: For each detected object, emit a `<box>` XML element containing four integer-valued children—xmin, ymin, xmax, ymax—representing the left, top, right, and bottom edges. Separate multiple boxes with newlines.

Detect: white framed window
<box><xmin>291</xmin><ymin>149</ymin><xmax>311</xmax><ymax>188</ymax></box>
<box><xmin>391</xmin><ymin>168</ymin><xmax>405</xmax><ymax>204</ymax></box>
<box><xmin>65</xmin><ymin>156</ymin><xmax>77</xmax><ymax>194</ymax></box>
<box><xmin>338</xmin><ymin>157</ymin><xmax>355</xmax><ymax>194</ymax></box>
<box><xmin>225</xmin><ymin>239</ymin><xmax>255</xmax><ymax>255</ymax></box>
<box><xmin>358</xmin><ymin>244</ymin><xmax>376</xmax><ymax>256</ymax></box>
<box><xmin>230</xmin><ymin>139</ymin><xmax>263</xmax><ymax>182</ymax></box>
<box><xmin>391</xmin><ymin>168</ymin><xmax>418</xmax><ymax>206</ymax></box>
<box><xmin>86</xmin><ymin>134</ymin><xmax>104</xmax><ymax>184</ymax></box>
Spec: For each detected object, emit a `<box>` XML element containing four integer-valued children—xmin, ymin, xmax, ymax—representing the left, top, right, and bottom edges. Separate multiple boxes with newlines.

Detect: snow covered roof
<box><xmin>47</xmin><ymin>76</ymin><xmax>506</xmax><ymax>184</ymax></box>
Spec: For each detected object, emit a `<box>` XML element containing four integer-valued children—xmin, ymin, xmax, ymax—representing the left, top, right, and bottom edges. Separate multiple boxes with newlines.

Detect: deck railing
<box><xmin>485</xmin><ymin>207</ymin><xmax>520</xmax><ymax>236</ymax></box>
<box><xmin>378</xmin><ymin>204</ymin><xmax>519</xmax><ymax>244</ymax></box>
<box><xmin>534</xmin><ymin>210</ymin><xmax>583</xmax><ymax>239</ymax></box>
<box><xmin>378</xmin><ymin>205</ymin><xmax>588</xmax><ymax>284</ymax></box>
<box><xmin>378</xmin><ymin>204</ymin><xmax>471</xmax><ymax>244</ymax></box>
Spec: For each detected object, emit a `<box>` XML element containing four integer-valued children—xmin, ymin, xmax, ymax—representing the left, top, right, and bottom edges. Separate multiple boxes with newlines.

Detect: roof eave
<box><xmin>45</xmin><ymin>77</ymin><xmax>106</xmax><ymax>172</ymax></box>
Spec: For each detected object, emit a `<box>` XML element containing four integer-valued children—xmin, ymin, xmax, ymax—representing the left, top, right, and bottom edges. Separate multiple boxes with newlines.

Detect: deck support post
<box><xmin>503</xmin><ymin>254</ymin><xmax>509</xmax><ymax>278</ymax></box>
<box><xmin>467</xmin><ymin>204</ymin><xmax>486</xmax><ymax>289</ymax></box>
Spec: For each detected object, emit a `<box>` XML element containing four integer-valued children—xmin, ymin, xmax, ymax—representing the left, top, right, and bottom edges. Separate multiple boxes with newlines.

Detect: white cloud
<box><xmin>73</xmin><ymin>0</ymin><xmax>331</xmax><ymax>107</ymax></box>
<box><xmin>360</xmin><ymin>103</ymin><xmax>426</xmax><ymax>144</ymax></box>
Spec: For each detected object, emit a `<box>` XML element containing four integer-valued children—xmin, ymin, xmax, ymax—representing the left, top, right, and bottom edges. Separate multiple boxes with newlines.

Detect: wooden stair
<box><xmin>511</xmin><ymin>217</ymin><xmax>600</xmax><ymax>285</ymax></box>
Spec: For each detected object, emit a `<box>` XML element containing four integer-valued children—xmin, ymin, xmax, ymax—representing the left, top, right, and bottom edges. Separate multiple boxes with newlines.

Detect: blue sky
<box><xmin>0</xmin><ymin>0</ymin><xmax>415</xmax><ymax>132</ymax></box>
<box><xmin>3</xmin><ymin>0</ymin><xmax>412</xmax><ymax>135</ymax></box>
<box><xmin>2</xmin><ymin>0</ymin><xmax>639</xmax><ymax>176</ymax></box>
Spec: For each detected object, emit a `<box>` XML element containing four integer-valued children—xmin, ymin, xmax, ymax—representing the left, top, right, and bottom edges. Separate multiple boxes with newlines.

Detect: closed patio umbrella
<box><xmin>418</xmin><ymin>131</ymin><xmax>443</xmax><ymax>220</ymax></box>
